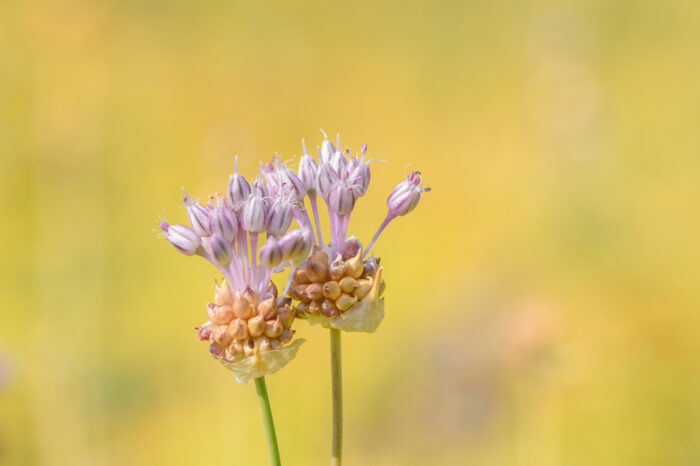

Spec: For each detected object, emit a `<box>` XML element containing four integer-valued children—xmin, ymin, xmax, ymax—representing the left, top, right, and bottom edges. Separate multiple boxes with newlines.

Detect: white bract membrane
<box><xmin>221</xmin><ymin>338</ymin><xmax>305</xmax><ymax>383</ymax></box>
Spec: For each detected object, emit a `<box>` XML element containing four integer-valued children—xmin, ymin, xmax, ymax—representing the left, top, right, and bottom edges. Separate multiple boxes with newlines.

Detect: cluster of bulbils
<box><xmin>159</xmin><ymin>131</ymin><xmax>429</xmax><ymax>382</ymax></box>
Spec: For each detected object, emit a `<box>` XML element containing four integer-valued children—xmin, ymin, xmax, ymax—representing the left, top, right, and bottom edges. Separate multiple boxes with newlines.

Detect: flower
<box><xmin>160</xmin><ymin>172</ymin><xmax>313</xmax><ymax>383</ymax></box>
<box><xmin>280</xmin><ymin>130</ymin><xmax>428</xmax><ymax>333</ymax></box>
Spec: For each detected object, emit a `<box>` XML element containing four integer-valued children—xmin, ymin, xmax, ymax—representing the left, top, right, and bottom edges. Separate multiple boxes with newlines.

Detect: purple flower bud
<box><xmin>328</xmin><ymin>182</ymin><xmax>356</xmax><ymax>215</ymax></box>
<box><xmin>242</xmin><ymin>194</ymin><xmax>267</xmax><ymax>233</ymax></box>
<box><xmin>210</xmin><ymin>205</ymin><xmax>238</xmax><ymax>242</ymax></box>
<box><xmin>279</xmin><ymin>228</ymin><xmax>313</xmax><ymax>265</ymax></box>
<box><xmin>161</xmin><ymin>222</ymin><xmax>202</xmax><ymax>256</ymax></box>
<box><xmin>316</xmin><ymin>163</ymin><xmax>338</xmax><ymax>201</ymax></box>
<box><xmin>182</xmin><ymin>190</ymin><xmax>212</xmax><ymax>237</ymax></box>
<box><xmin>262</xmin><ymin>160</ymin><xmax>281</xmax><ymax>196</ymax></box>
<box><xmin>226</xmin><ymin>162</ymin><xmax>251</xmax><ymax>208</ymax></box>
<box><xmin>386</xmin><ymin>171</ymin><xmax>430</xmax><ymax>217</ymax></box>
<box><xmin>251</xmin><ymin>175</ymin><xmax>269</xmax><ymax>198</ymax></box>
<box><xmin>266</xmin><ymin>197</ymin><xmax>293</xmax><ymax>236</ymax></box>
<box><xmin>279</xmin><ymin>167</ymin><xmax>307</xmax><ymax>201</ymax></box>
<box><xmin>320</xmin><ymin>138</ymin><xmax>335</xmax><ymax>163</ymax></box>
<box><xmin>298</xmin><ymin>153</ymin><xmax>318</xmax><ymax>194</ymax></box>
<box><xmin>259</xmin><ymin>237</ymin><xmax>284</xmax><ymax>268</ymax></box>
<box><xmin>330</xmin><ymin>150</ymin><xmax>347</xmax><ymax>176</ymax></box>
<box><xmin>350</xmin><ymin>162</ymin><xmax>370</xmax><ymax>197</ymax></box>
<box><xmin>209</xmin><ymin>233</ymin><xmax>232</xmax><ymax>266</ymax></box>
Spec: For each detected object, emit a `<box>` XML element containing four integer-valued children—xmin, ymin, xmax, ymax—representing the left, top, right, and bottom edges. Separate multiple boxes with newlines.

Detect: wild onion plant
<box><xmin>159</xmin><ymin>131</ymin><xmax>428</xmax><ymax>465</ymax></box>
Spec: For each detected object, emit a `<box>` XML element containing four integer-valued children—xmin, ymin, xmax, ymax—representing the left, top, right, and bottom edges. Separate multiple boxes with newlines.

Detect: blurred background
<box><xmin>1</xmin><ymin>0</ymin><xmax>699</xmax><ymax>464</ymax></box>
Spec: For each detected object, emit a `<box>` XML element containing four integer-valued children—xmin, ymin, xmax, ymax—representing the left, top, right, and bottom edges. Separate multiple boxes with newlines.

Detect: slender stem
<box><xmin>254</xmin><ymin>377</ymin><xmax>282</xmax><ymax>466</ymax></box>
<box><xmin>362</xmin><ymin>214</ymin><xmax>393</xmax><ymax>259</ymax></box>
<box><xmin>309</xmin><ymin>193</ymin><xmax>324</xmax><ymax>246</ymax></box>
<box><xmin>330</xmin><ymin>329</ymin><xmax>343</xmax><ymax>466</ymax></box>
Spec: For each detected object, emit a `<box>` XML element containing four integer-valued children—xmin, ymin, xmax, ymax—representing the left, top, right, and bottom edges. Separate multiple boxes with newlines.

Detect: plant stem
<box><xmin>254</xmin><ymin>377</ymin><xmax>282</xmax><ymax>466</ymax></box>
<box><xmin>330</xmin><ymin>328</ymin><xmax>343</xmax><ymax>466</ymax></box>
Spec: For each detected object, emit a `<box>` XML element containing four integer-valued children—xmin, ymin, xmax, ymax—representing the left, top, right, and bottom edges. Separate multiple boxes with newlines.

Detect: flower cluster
<box><xmin>159</xmin><ymin>130</ymin><xmax>429</xmax><ymax>378</ymax></box>
<box><xmin>159</xmin><ymin>158</ymin><xmax>314</xmax><ymax>381</ymax></box>
<box><xmin>283</xmin><ymin>131</ymin><xmax>429</xmax><ymax>332</ymax></box>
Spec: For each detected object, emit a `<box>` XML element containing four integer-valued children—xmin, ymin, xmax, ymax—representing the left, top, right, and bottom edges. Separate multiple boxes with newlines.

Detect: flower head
<box><xmin>278</xmin><ymin>130</ymin><xmax>429</xmax><ymax>333</ymax></box>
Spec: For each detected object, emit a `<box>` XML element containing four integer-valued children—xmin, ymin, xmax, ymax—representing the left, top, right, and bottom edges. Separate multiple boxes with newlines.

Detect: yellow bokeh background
<box><xmin>1</xmin><ymin>0</ymin><xmax>699</xmax><ymax>465</ymax></box>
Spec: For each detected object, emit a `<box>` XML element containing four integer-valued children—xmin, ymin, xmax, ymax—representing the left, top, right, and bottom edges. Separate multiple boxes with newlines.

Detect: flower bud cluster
<box><xmin>198</xmin><ymin>280</ymin><xmax>296</xmax><ymax>362</ymax></box>
<box><xmin>290</xmin><ymin>242</ymin><xmax>384</xmax><ymax>321</ymax></box>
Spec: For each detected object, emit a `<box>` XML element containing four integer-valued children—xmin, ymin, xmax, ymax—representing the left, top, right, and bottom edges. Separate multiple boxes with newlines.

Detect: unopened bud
<box><xmin>266</xmin><ymin>198</ymin><xmax>293</xmax><ymax>236</ymax></box>
<box><xmin>182</xmin><ymin>191</ymin><xmax>212</xmax><ymax>237</ymax></box>
<box><xmin>279</xmin><ymin>229</ymin><xmax>313</xmax><ymax>265</ymax></box>
<box><xmin>350</xmin><ymin>161</ymin><xmax>370</xmax><ymax>197</ymax></box>
<box><xmin>270</xmin><ymin>338</ymin><xmax>282</xmax><ymax>350</ymax></box>
<box><xmin>210</xmin><ymin>206</ymin><xmax>238</xmax><ymax>242</ymax></box>
<box><xmin>316</xmin><ymin>163</ymin><xmax>337</xmax><ymax>200</ymax></box>
<box><xmin>298</xmin><ymin>153</ymin><xmax>318</xmax><ymax>193</ymax></box>
<box><xmin>387</xmin><ymin>171</ymin><xmax>430</xmax><ymax>217</ymax></box>
<box><xmin>320</xmin><ymin>136</ymin><xmax>335</xmax><ymax>162</ymax></box>
<box><xmin>227</xmin><ymin>161</ymin><xmax>251</xmax><ymax>207</ymax></box>
<box><xmin>209</xmin><ymin>233</ymin><xmax>232</xmax><ymax>266</ymax></box>
<box><xmin>259</xmin><ymin>237</ymin><xmax>284</xmax><ymax>268</ymax></box>
<box><xmin>328</xmin><ymin>183</ymin><xmax>356</xmax><ymax>215</ymax></box>
<box><xmin>279</xmin><ymin>168</ymin><xmax>307</xmax><ymax>202</ymax></box>
<box><xmin>161</xmin><ymin>223</ymin><xmax>202</xmax><ymax>256</ymax></box>
<box><xmin>242</xmin><ymin>194</ymin><xmax>267</xmax><ymax>233</ymax></box>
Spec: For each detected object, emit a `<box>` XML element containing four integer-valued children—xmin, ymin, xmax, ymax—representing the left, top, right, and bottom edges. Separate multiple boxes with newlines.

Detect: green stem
<box><xmin>254</xmin><ymin>377</ymin><xmax>282</xmax><ymax>466</ymax></box>
<box><xmin>330</xmin><ymin>328</ymin><xmax>343</xmax><ymax>466</ymax></box>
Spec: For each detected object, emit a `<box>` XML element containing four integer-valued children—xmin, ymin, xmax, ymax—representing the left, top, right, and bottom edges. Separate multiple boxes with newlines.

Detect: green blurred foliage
<box><xmin>1</xmin><ymin>0</ymin><xmax>699</xmax><ymax>465</ymax></box>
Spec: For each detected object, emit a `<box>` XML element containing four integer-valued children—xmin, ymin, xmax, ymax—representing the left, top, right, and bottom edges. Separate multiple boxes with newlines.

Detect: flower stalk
<box><xmin>330</xmin><ymin>328</ymin><xmax>343</xmax><ymax>466</ymax></box>
<box><xmin>255</xmin><ymin>377</ymin><xmax>282</xmax><ymax>466</ymax></box>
